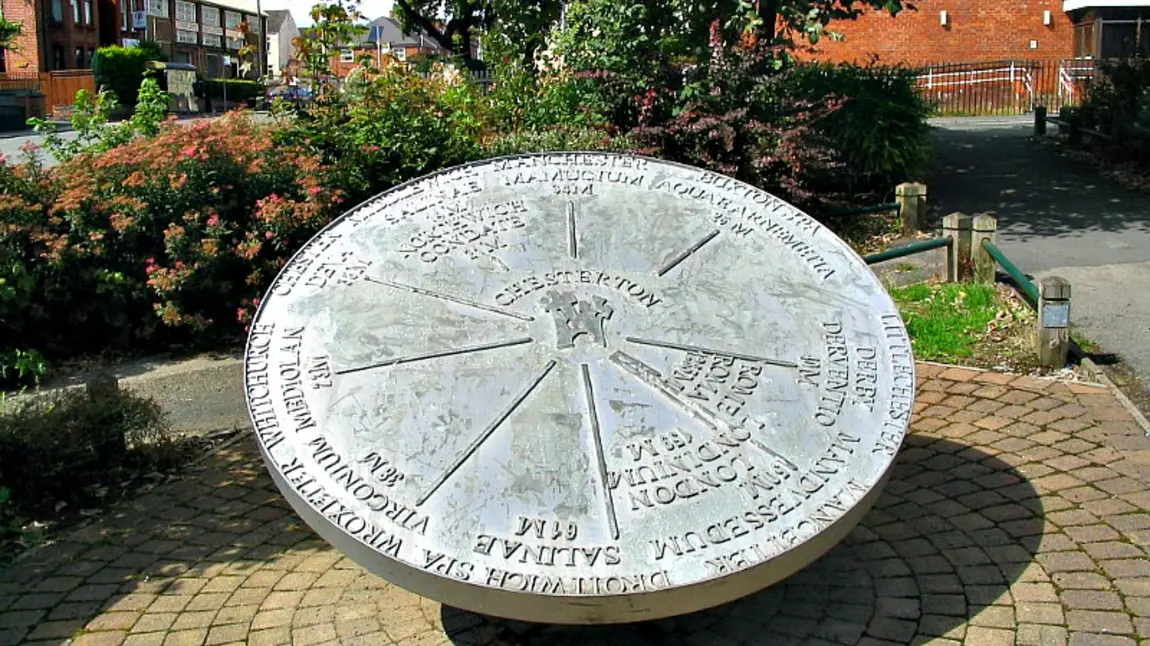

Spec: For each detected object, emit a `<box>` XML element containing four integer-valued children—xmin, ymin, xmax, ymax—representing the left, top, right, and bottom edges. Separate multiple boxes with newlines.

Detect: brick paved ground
<box><xmin>2</xmin><ymin>363</ymin><xmax>1149</xmax><ymax>646</ymax></box>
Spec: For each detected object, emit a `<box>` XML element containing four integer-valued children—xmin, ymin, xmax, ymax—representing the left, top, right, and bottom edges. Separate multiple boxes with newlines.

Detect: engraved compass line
<box><xmin>567</xmin><ymin>201</ymin><xmax>578</xmax><ymax>260</ymax></box>
<box><xmin>607</xmin><ymin>350</ymin><xmax>797</xmax><ymax>470</ymax></box>
<box><xmin>626</xmin><ymin>337</ymin><xmax>798</xmax><ymax>368</ymax></box>
<box><xmin>364</xmin><ymin>277</ymin><xmax>534</xmax><ymax>322</ymax></box>
<box><xmin>335</xmin><ymin>338</ymin><xmax>534</xmax><ymax>376</ymax></box>
<box><xmin>581</xmin><ymin>363</ymin><xmax>620</xmax><ymax>541</ymax></box>
<box><xmin>657</xmin><ymin>229</ymin><xmax>720</xmax><ymax>277</ymax></box>
<box><xmin>417</xmin><ymin>359</ymin><xmax>559</xmax><ymax>505</ymax></box>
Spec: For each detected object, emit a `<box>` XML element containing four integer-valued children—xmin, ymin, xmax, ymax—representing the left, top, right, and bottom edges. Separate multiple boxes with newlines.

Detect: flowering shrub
<box><xmin>0</xmin><ymin>113</ymin><xmax>347</xmax><ymax>371</ymax></box>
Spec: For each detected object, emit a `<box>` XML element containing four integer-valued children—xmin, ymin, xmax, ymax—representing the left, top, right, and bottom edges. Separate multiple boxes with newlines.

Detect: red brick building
<box><xmin>328</xmin><ymin>16</ymin><xmax>449</xmax><ymax>76</ymax></box>
<box><xmin>1</xmin><ymin>0</ymin><xmax>117</xmax><ymax>71</ymax></box>
<box><xmin>0</xmin><ymin>0</ymin><xmax>262</xmax><ymax>73</ymax></box>
<box><xmin>808</xmin><ymin>1</ymin><xmax>1150</xmax><ymax>65</ymax></box>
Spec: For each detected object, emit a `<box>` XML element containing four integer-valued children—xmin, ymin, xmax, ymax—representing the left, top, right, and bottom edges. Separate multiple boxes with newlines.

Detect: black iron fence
<box><xmin>914</xmin><ymin>59</ymin><xmax>1100</xmax><ymax>116</ymax></box>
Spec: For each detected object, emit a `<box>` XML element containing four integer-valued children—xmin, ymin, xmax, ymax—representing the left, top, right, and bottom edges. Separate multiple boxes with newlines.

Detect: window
<box><xmin>85</xmin><ymin>0</ymin><xmax>92</xmax><ymax>24</ymax></box>
<box><xmin>201</xmin><ymin>5</ymin><xmax>219</xmax><ymax>25</ymax></box>
<box><xmin>245</xmin><ymin>15</ymin><xmax>258</xmax><ymax>32</ymax></box>
<box><xmin>224</xmin><ymin>10</ymin><xmax>240</xmax><ymax>29</ymax></box>
<box><xmin>226</xmin><ymin>36</ymin><xmax>243</xmax><ymax>49</ymax></box>
<box><xmin>0</xmin><ymin>50</ymin><xmax>6</xmax><ymax>74</ymax></box>
<box><xmin>72</xmin><ymin>0</ymin><xmax>80</xmax><ymax>24</ymax></box>
<box><xmin>53</xmin><ymin>46</ymin><xmax>65</xmax><ymax>69</ymax></box>
<box><xmin>202</xmin><ymin>33</ymin><xmax>221</xmax><ymax>47</ymax></box>
<box><xmin>395</xmin><ymin>48</ymin><xmax>406</xmax><ymax>62</ymax></box>
<box><xmin>339</xmin><ymin>48</ymin><xmax>353</xmax><ymax>62</ymax></box>
<box><xmin>175</xmin><ymin>0</ymin><xmax>194</xmax><ymax>21</ymax></box>
<box><xmin>88</xmin><ymin>47</ymin><xmax>95</xmax><ymax>64</ymax></box>
<box><xmin>146</xmin><ymin>0</ymin><xmax>167</xmax><ymax>18</ymax></box>
<box><xmin>51</xmin><ymin>0</ymin><xmax>63</xmax><ymax>22</ymax></box>
<box><xmin>177</xmin><ymin>29</ymin><xmax>197</xmax><ymax>43</ymax></box>
<box><xmin>121</xmin><ymin>3</ymin><xmax>129</xmax><ymax>30</ymax></box>
<box><xmin>1101</xmin><ymin>22</ymin><xmax>1139</xmax><ymax>58</ymax></box>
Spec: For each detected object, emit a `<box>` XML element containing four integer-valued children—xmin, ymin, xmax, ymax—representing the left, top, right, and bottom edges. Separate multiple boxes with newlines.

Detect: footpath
<box><xmin>928</xmin><ymin>116</ymin><xmax>1150</xmax><ymax>390</ymax></box>
<box><xmin>2</xmin><ymin>363</ymin><xmax>1149</xmax><ymax>646</ymax></box>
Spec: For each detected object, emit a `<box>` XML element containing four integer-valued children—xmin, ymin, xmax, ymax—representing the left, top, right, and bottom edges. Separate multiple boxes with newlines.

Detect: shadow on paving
<box><xmin>441</xmin><ymin>437</ymin><xmax>1043</xmax><ymax>645</ymax></box>
<box><xmin>928</xmin><ymin>127</ymin><xmax>1150</xmax><ymax>260</ymax></box>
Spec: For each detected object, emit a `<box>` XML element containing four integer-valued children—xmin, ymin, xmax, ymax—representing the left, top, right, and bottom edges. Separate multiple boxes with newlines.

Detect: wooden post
<box><xmin>86</xmin><ymin>371</ymin><xmax>127</xmax><ymax>459</ymax></box>
<box><xmin>895</xmin><ymin>182</ymin><xmax>927</xmax><ymax>236</ymax></box>
<box><xmin>1034</xmin><ymin>105</ymin><xmax>1047</xmax><ymax>136</ymax></box>
<box><xmin>971</xmin><ymin>214</ymin><xmax>998</xmax><ymax>284</ymax></box>
<box><xmin>1037</xmin><ymin>277</ymin><xmax>1072</xmax><ymax>370</ymax></box>
<box><xmin>942</xmin><ymin>212</ymin><xmax>973</xmax><ymax>282</ymax></box>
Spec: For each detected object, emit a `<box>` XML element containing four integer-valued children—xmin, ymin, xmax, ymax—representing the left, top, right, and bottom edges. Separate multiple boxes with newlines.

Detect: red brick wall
<box><xmin>804</xmin><ymin>1</ymin><xmax>1076</xmax><ymax>66</ymax></box>
<box><xmin>2</xmin><ymin>0</ymin><xmax>44</xmax><ymax>72</ymax></box>
<box><xmin>329</xmin><ymin>45</ymin><xmax>430</xmax><ymax>76</ymax></box>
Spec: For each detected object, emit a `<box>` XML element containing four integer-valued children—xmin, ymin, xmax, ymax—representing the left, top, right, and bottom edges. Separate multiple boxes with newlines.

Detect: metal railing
<box><xmin>981</xmin><ymin>239</ymin><xmax>1040</xmax><ymax>305</ymax></box>
<box><xmin>863</xmin><ymin>236</ymin><xmax>952</xmax><ymax>265</ymax></box>
<box><xmin>915</xmin><ymin>58</ymin><xmax>1097</xmax><ymax>116</ymax></box>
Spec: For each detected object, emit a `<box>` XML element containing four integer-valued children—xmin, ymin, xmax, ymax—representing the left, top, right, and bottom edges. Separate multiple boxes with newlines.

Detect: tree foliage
<box><xmin>0</xmin><ymin>19</ymin><xmax>20</xmax><ymax>53</ymax></box>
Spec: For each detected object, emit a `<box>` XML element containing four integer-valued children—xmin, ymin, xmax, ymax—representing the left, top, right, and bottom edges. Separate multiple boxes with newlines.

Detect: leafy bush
<box><xmin>279</xmin><ymin>63</ymin><xmax>488</xmax><ymax>205</ymax></box>
<box><xmin>1075</xmin><ymin>58</ymin><xmax>1150</xmax><ymax>165</ymax></box>
<box><xmin>483</xmin><ymin>123</ymin><xmax>635</xmax><ymax>157</ymax></box>
<box><xmin>200</xmin><ymin>78</ymin><xmax>265</xmax><ymax>103</ymax></box>
<box><xmin>0</xmin><ymin>385</ymin><xmax>177</xmax><ymax>552</ymax></box>
<box><xmin>784</xmin><ymin>62</ymin><xmax>932</xmax><ymax>192</ymax></box>
<box><xmin>91</xmin><ymin>43</ymin><xmax>163</xmax><ymax>106</ymax></box>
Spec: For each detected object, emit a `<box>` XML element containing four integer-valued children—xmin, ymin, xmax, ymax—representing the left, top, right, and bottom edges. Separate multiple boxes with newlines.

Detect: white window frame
<box><xmin>121</xmin><ymin>2</ymin><xmax>129</xmax><ymax>29</ymax></box>
<box><xmin>146</xmin><ymin>0</ymin><xmax>167</xmax><ymax>18</ymax></box>
<box><xmin>244</xmin><ymin>14</ymin><xmax>259</xmax><ymax>33</ymax></box>
<box><xmin>202</xmin><ymin>33</ymin><xmax>221</xmax><ymax>47</ymax></box>
<box><xmin>176</xmin><ymin>29</ymin><xmax>198</xmax><ymax>43</ymax></box>
<box><xmin>224</xmin><ymin>10</ymin><xmax>240</xmax><ymax>29</ymax></box>
<box><xmin>395</xmin><ymin>48</ymin><xmax>406</xmax><ymax>62</ymax></box>
<box><xmin>339</xmin><ymin>48</ymin><xmax>354</xmax><ymax>62</ymax></box>
<box><xmin>201</xmin><ymin>5</ymin><xmax>219</xmax><ymax>26</ymax></box>
<box><xmin>175</xmin><ymin>1</ymin><xmax>195</xmax><ymax>22</ymax></box>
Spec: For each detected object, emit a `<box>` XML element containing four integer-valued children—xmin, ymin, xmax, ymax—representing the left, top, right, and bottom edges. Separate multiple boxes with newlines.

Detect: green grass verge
<box><xmin>890</xmin><ymin>282</ymin><xmax>1001</xmax><ymax>362</ymax></box>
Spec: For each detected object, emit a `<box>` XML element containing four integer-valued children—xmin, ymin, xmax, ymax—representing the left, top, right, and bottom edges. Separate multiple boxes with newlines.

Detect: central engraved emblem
<box><xmin>541</xmin><ymin>290</ymin><xmax>614</xmax><ymax>349</ymax></box>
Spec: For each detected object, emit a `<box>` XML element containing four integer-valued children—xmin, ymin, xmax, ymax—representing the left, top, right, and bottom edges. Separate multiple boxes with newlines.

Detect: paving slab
<box><xmin>1</xmin><ymin>363</ymin><xmax>1149</xmax><ymax>645</ymax></box>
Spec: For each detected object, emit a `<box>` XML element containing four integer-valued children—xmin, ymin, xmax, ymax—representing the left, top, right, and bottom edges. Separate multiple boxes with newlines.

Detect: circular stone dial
<box><xmin>244</xmin><ymin>153</ymin><xmax>915</xmax><ymax>624</ymax></box>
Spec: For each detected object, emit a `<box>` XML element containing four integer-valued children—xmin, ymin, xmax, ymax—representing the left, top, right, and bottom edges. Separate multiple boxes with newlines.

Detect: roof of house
<box><xmin>265</xmin><ymin>9</ymin><xmax>295</xmax><ymax>34</ymax></box>
<box><xmin>357</xmin><ymin>16</ymin><xmax>445</xmax><ymax>51</ymax></box>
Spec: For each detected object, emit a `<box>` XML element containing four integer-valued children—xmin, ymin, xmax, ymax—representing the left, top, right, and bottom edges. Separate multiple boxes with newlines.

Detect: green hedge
<box><xmin>91</xmin><ymin>42</ymin><xmax>163</xmax><ymax>107</ymax></box>
<box><xmin>199</xmin><ymin>79</ymin><xmax>264</xmax><ymax>102</ymax></box>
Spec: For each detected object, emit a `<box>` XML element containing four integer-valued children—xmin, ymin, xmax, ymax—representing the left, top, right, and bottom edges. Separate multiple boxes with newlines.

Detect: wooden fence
<box><xmin>0</xmin><ymin>70</ymin><xmax>96</xmax><ymax>119</ymax></box>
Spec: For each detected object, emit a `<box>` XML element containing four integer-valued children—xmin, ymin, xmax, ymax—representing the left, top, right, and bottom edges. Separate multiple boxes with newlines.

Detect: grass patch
<box><xmin>891</xmin><ymin>281</ymin><xmax>1037</xmax><ymax>368</ymax></box>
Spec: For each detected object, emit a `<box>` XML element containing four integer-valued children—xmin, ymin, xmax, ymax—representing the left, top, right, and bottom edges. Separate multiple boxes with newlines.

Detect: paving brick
<box><xmin>1053</xmin><ymin>572</ymin><xmax>1113</xmax><ymax>590</ymax></box>
<box><xmin>1038</xmin><ymin>551</ymin><xmax>1098</xmax><ymax>573</ymax></box>
<box><xmin>1066</xmin><ymin>610</ymin><xmax>1135</xmax><ymax>634</ymax></box>
<box><xmin>1067</xmin><ymin>635</ymin><xmax>1137</xmax><ymax>646</ymax></box>
<box><xmin>964</xmin><ymin>626</ymin><xmax>1015</xmax><ymax>646</ymax></box>
<box><xmin>1018</xmin><ymin>624</ymin><xmax>1069</xmax><ymax>646</ymax></box>
<box><xmin>72</xmin><ymin>631</ymin><xmax>129</xmax><ymax>646</ymax></box>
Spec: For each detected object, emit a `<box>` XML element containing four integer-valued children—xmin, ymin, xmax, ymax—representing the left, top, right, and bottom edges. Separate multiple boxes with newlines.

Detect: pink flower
<box><xmin>145</xmin><ymin>265</ymin><xmax>157</xmax><ymax>275</ymax></box>
<box><xmin>175</xmin><ymin>261</ymin><xmax>184</xmax><ymax>269</ymax></box>
<box><xmin>181</xmin><ymin>145</ymin><xmax>197</xmax><ymax>157</ymax></box>
<box><xmin>252</xmin><ymin>297</ymin><xmax>261</xmax><ymax>306</ymax></box>
<box><xmin>207</xmin><ymin>214</ymin><xmax>220</xmax><ymax>227</ymax></box>
<box><xmin>145</xmin><ymin>257</ymin><xmax>155</xmax><ymax>264</ymax></box>
<box><xmin>264</xmin><ymin>231</ymin><xmax>274</xmax><ymax>239</ymax></box>
<box><xmin>308</xmin><ymin>186</ymin><xmax>321</xmax><ymax>196</ymax></box>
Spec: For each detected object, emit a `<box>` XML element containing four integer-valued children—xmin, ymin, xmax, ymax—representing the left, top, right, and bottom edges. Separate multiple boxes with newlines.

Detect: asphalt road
<box><xmin>929</xmin><ymin>116</ymin><xmax>1150</xmax><ymax>385</ymax></box>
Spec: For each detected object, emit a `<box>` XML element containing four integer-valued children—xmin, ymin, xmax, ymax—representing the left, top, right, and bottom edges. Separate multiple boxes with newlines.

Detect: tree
<box><xmin>756</xmin><ymin>0</ymin><xmax>911</xmax><ymax>46</ymax></box>
<box><xmin>392</xmin><ymin>0</ymin><xmax>562</xmax><ymax>65</ymax></box>
<box><xmin>0</xmin><ymin>18</ymin><xmax>22</xmax><ymax>53</ymax></box>
<box><xmin>293</xmin><ymin>2</ymin><xmax>369</xmax><ymax>96</ymax></box>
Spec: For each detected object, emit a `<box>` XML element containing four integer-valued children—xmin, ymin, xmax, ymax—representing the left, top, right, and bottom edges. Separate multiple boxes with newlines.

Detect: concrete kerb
<box><xmin>1079</xmin><ymin>356</ymin><xmax>1150</xmax><ymax>437</ymax></box>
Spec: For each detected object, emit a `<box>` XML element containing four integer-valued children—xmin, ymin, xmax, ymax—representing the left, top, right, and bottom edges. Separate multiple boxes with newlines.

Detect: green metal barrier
<box><xmin>863</xmin><ymin>236</ymin><xmax>951</xmax><ymax>265</ymax></box>
<box><xmin>981</xmin><ymin>239</ymin><xmax>1040</xmax><ymax>305</ymax></box>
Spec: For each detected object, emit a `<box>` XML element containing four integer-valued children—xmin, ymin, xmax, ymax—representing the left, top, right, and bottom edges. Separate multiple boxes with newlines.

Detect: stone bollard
<box><xmin>942</xmin><ymin>212</ymin><xmax>973</xmax><ymax>282</ymax></box>
<box><xmin>1034</xmin><ymin>105</ymin><xmax>1047</xmax><ymax>136</ymax></box>
<box><xmin>86</xmin><ymin>371</ymin><xmax>128</xmax><ymax>459</ymax></box>
<box><xmin>1037</xmin><ymin>277</ymin><xmax>1072</xmax><ymax>369</ymax></box>
<box><xmin>895</xmin><ymin>182</ymin><xmax>927</xmax><ymax>236</ymax></box>
<box><xmin>971</xmin><ymin>214</ymin><xmax>998</xmax><ymax>284</ymax></box>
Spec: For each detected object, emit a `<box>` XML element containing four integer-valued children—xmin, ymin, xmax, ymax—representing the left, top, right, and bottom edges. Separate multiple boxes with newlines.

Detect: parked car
<box><xmin>266</xmin><ymin>85</ymin><xmax>314</xmax><ymax>109</ymax></box>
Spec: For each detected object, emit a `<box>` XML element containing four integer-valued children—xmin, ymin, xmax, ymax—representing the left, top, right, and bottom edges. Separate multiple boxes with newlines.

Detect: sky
<box><xmin>261</xmin><ymin>0</ymin><xmax>395</xmax><ymax>27</ymax></box>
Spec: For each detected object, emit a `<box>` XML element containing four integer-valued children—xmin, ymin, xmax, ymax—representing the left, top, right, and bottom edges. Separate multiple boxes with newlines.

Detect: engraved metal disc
<box><xmin>244</xmin><ymin>153</ymin><xmax>915</xmax><ymax>624</ymax></box>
